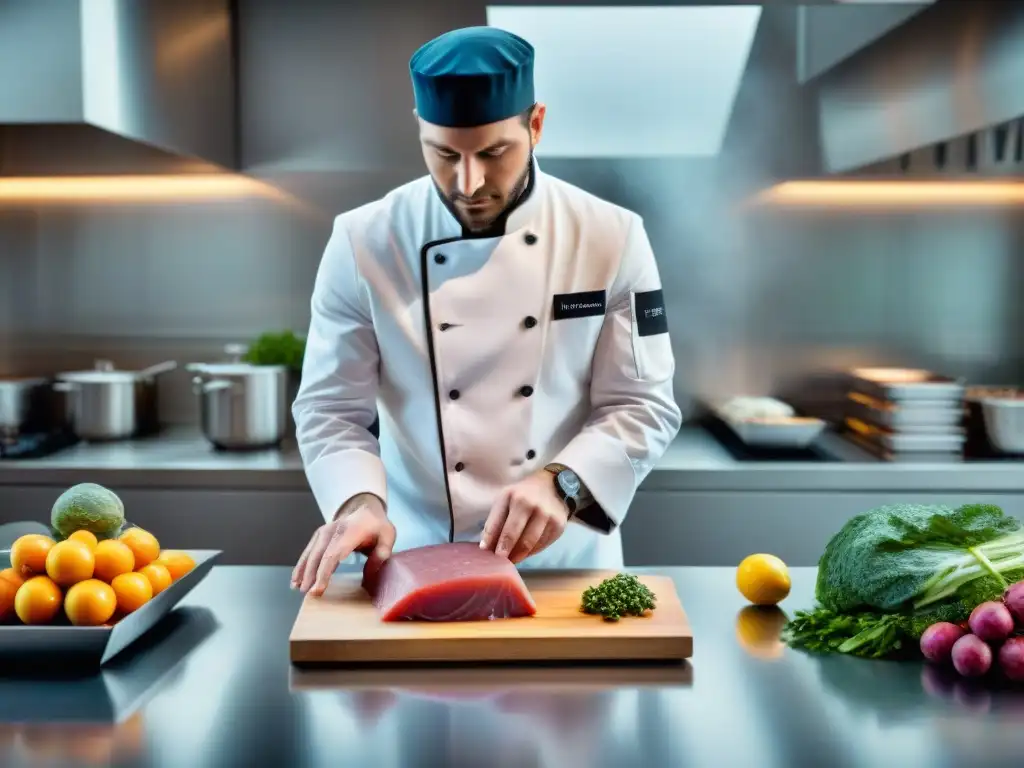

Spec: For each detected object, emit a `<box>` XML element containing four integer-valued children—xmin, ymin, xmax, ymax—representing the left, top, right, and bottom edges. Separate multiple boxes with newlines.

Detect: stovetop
<box><xmin>0</xmin><ymin>430</ymin><xmax>79</xmax><ymax>459</ymax></box>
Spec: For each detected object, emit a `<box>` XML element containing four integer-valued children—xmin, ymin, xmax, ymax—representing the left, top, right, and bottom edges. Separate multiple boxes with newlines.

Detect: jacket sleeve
<box><xmin>292</xmin><ymin>215</ymin><xmax>387</xmax><ymax>523</ymax></box>
<box><xmin>552</xmin><ymin>214</ymin><xmax>683</xmax><ymax>532</ymax></box>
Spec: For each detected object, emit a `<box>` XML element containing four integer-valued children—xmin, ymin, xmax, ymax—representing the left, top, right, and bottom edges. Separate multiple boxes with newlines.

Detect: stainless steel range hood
<box><xmin>815</xmin><ymin>0</ymin><xmax>1024</xmax><ymax>176</ymax></box>
<box><xmin>0</xmin><ymin>0</ymin><xmax>236</xmax><ymax>176</ymax></box>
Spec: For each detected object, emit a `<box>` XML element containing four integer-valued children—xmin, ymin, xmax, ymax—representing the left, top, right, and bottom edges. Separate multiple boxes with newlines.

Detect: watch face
<box><xmin>557</xmin><ymin>470</ymin><xmax>581</xmax><ymax>498</ymax></box>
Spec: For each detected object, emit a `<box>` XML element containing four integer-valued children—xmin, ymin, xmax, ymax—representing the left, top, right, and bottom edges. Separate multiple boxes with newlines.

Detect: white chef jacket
<box><xmin>292</xmin><ymin>157</ymin><xmax>682</xmax><ymax>570</ymax></box>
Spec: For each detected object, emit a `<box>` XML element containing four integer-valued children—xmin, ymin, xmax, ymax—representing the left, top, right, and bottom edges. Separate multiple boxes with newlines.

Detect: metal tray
<box><xmin>846</xmin><ymin>392</ymin><xmax>963</xmax><ymax>430</ymax></box>
<box><xmin>848</xmin><ymin>368</ymin><xmax>965</xmax><ymax>404</ymax></box>
<box><xmin>844</xmin><ymin>432</ymin><xmax>965</xmax><ymax>463</ymax></box>
<box><xmin>845</xmin><ymin>418</ymin><xmax>965</xmax><ymax>453</ymax></box>
<box><xmin>0</xmin><ymin>549</ymin><xmax>221</xmax><ymax>666</ymax></box>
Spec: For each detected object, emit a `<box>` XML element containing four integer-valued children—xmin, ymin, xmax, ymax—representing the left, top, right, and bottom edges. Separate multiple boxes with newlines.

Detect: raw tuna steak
<box><xmin>362</xmin><ymin>542</ymin><xmax>537</xmax><ymax>622</ymax></box>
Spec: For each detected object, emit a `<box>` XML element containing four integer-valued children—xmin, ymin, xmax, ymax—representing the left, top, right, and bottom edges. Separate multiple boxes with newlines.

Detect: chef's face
<box><xmin>419</xmin><ymin>103</ymin><xmax>545</xmax><ymax>232</ymax></box>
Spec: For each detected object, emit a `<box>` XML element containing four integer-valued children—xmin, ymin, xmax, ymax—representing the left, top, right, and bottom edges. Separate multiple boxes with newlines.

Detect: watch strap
<box><xmin>544</xmin><ymin>463</ymin><xmax>578</xmax><ymax>518</ymax></box>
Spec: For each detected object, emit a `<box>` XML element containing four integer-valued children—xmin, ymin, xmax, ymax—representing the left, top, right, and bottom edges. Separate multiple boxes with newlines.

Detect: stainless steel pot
<box><xmin>0</xmin><ymin>377</ymin><xmax>55</xmax><ymax>434</ymax></box>
<box><xmin>187</xmin><ymin>362</ymin><xmax>289</xmax><ymax>450</ymax></box>
<box><xmin>54</xmin><ymin>360</ymin><xmax>177</xmax><ymax>441</ymax></box>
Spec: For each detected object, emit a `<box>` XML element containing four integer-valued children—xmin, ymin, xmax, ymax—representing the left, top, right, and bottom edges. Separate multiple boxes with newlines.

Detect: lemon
<box><xmin>736</xmin><ymin>553</ymin><xmax>791</xmax><ymax>605</ymax></box>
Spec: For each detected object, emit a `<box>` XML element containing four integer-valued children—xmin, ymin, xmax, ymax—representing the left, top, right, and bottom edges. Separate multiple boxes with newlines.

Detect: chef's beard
<box><xmin>440</xmin><ymin>149</ymin><xmax>533</xmax><ymax>235</ymax></box>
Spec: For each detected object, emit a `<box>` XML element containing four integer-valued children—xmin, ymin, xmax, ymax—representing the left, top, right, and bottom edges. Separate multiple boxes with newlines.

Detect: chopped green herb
<box><xmin>581</xmin><ymin>573</ymin><xmax>656</xmax><ymax>621</ymax></box>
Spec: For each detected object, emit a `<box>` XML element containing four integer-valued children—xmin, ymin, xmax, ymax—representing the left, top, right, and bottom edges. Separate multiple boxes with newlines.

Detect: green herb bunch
<box><xmin>242</xmin><ymin>330</ymin><xmax>306</xmax><ymax>373</ymax></box>
<box><xmin>581</xmin><ymin>573</ymin><xmax>656</xmax><ymax>621</ymax></box>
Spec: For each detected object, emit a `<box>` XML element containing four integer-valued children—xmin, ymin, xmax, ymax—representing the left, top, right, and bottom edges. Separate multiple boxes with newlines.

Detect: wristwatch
<box><xmin>544</xmin><ymin>463</ymin><xmax>581</xmax><ymax>518</ymax></box>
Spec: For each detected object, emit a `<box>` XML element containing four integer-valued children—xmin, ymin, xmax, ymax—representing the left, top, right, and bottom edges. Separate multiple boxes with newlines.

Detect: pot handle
<box><xmin>53</xmin><ymin>381</ymin><xmax>79</xmax><ymax>392</ymax></box>
<box><xmin>192</xmin><ymin>376</ymin><xmax>238</xmax><ymax>395</ymax></box>
<box><xmin>138</xmin><ymin>360</ymin><xmax>178</xmax><ymax>379</ymax></box>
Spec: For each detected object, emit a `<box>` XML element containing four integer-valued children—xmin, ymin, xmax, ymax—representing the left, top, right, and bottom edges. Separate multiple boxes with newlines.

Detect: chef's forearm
<box><xmin>554</xmin><ymin>398</ymin><xmax>681</xmax><ymax>530</ymax></box>
<box><xmin>333</xmin><ymin>491</ymin><xmax>387</xmax><ymax>522</ymax></box>
<box><xmin>301</xmin><ymin>446</ymin><xmax>388</xmax><ymax>525</ymax></box>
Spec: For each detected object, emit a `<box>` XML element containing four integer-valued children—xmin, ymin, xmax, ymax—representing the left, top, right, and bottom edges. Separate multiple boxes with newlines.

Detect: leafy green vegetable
<box><xmin>782</xmin><ymin>503</ymin><xmax>1024</xmax><ymax>659</ymax></box>
<box><xmin>581</xmin><ymin>573</ymin><xmax>656</xmax><ymax>621</ymax></box>
<box><xmin>242</xmin><ymin>330</ymin><xmax>306</xmax><ymax>373</ymax></box>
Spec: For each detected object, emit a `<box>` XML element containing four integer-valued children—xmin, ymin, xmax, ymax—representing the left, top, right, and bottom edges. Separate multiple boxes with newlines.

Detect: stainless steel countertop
<box><xmin>3</xmin><ymin>425</ymin><xmax>1024</xmax><ymax>492</ymax></box>
<box><xmin>0</xmin><ymin>565</ymin><xmax>1020</xmax><ymax>768</ymax></box>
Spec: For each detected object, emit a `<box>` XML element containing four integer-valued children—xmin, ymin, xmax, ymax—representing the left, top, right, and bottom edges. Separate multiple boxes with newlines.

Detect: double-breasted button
<box><xmin>434</xmin><ymin>253</ymin><xmax>447</xmax><ymax>265</ymax></box>
<box><xmin>454</xmin><ymin>462</ymin><xmax>465</xmax><ymax>472</ymax></box>
<box><xmin>523</xmin><ymin>316</ymin><xmax>537</xmax><ymax>329</ymax></box>
<box><xmin>526</xmin><ymin>449</ymin><xmax>536</xmax><ymax>460</ymax></box>
<box><xmin>519</xmin><ymin>385</ymin><xmax>534</xmax><ymax>398</ymax></box>
<box><xmin>524</xmin><ymin>232</ymin><xmax>537</xmax><ymax>246</ymax></box>
<box><xmin>449</xmin><ymin>389</ymin><xmax>460</xmax><ymax>400</ymax></box>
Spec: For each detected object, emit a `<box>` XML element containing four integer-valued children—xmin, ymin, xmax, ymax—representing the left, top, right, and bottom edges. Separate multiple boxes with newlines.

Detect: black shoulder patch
<box><xmin>635</xmin><ymin>289</ymin><xmax>668</xmax><ymax>337</ymax></box>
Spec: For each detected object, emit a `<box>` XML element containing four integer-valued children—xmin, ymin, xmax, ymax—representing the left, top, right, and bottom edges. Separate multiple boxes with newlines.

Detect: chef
<box><xmin>291</xmin><ymin>26</ymin><xmax>682</xmax><ymax>596</ymax></box>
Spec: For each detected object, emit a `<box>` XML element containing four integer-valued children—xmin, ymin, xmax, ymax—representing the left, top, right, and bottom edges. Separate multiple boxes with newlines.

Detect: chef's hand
<box><xmin>292</xmin><ymin>493</ymin><xmax>395</xmax><ymax>597</ymax></box>
<box><xmin>480</xmin><ymin>471</ymin><xmax>570</xmax><ymax>564</ymax></box>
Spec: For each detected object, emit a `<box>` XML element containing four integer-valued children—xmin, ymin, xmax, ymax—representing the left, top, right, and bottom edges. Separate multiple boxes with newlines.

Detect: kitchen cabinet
<box><xmin>622</xmin><ymin>490</ymin><xmax>1024</xmax><ymax>567</ymax></box>
<box><xmin>0</xmin><ymin>486</ymin><xmax>322</xmax><ymax>566</ymax></box>
<box><xmin>4</xmin><ymin>484</ymin><xmax>1022</xmax><ymax>568</ymax></box>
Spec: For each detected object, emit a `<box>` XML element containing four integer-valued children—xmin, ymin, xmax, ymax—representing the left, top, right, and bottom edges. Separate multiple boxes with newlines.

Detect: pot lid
<box><xmin>57</xmin><ymin>360</ymin><xmax>177</xmax><ymax>382</ymax></box>
<box><xmin>56</xmin><ymin>370</ymin><xmax>143</xmax><ymax>383</ymax></box>
<box><xmin>189</xmin><ymin>362</ymin><xmax>287</xmax><ymax>375</ymax></box>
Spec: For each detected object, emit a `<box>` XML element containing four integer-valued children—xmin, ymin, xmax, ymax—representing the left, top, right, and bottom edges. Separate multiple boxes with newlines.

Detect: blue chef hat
<box><xmin>409</xmin><ymin>26</ymin><xmax>535</xmax><ymax>128</ymax></box>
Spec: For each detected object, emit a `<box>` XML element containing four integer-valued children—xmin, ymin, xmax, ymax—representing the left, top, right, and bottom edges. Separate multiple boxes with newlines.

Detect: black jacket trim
<box><xmin>419</xmin><ymin>236</ymin><xmax>463</xmax><ymax>544</ymax></box>
<box><xmin>419</xmin><ymin>168</ymin><xmax>538</xmax><ymax>542</ymax></box>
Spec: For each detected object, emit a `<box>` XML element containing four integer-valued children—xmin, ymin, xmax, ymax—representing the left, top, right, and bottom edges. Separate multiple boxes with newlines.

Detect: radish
<box><xmin>951</xmin><ymin>634</ymin><xmax>993</xmax><ymax>678</ymax></box>
<box><xmin>919</xmin><ymin>622</ymin><xmax>966</xmax><ymax>664</ymax></box>
<box><xmin>968</xmin><ymin>601</ymin><xmax>1015</xmax><ymax>643</ymax></box>
<box><xmin>1002</xmin><ymin>581</ymin><xmax>1024</xmax><ymax>628</ymax></box>
<box><xmin>997</xmin><ymin>636</ymin><xmax>1024</xmax><ymax>682</ymax></box>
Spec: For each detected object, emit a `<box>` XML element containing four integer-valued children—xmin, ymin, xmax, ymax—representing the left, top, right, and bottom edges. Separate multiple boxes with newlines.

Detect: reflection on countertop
<box><xmin>0</xmin><ymin>606</ymin><xmax>218</xmax><ymax>766</ymax></box>
<box><xmin>2</xmin><ymin>424</ymin><xmax>1024</xmax><ymax>493</ymax></box>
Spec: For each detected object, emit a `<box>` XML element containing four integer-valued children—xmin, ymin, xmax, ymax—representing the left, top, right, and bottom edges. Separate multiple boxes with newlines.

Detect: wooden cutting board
<box><xmin>289</xmin><ymin>571</ymin><xmax>692</xmax><ymax>664</ymax></box>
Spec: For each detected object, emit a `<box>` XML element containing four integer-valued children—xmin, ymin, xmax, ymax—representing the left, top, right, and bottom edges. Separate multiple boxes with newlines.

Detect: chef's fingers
<box><xmin>480</xmin><ymin>489</ymin><xmax>512</xmax><ymax>551</ymax></box>
<box><xmin>292</xmin><ymin>530</ymin><xmax>319</xmax><ymax>588</ymax></box>
<box><xmin>495</xmin><ymin>496</ymin><xmax>533</xmax><ymax>559</ymax></box>
<box><xmin>530</xmin><ymin>518</ymin><xmax>565</xmax><ymax>558</ymax></box>
<box><xmin>510</xmin><ymin>513</ymin><xmax>548</xmax><ymax>564</ymax></box>
<box><xmin>311</xmin><ymin>520</ymin><xmax>372</xmax><ymax>596</ymax></box>
<box><xmin>374</xmin><ymin>521</ymin><xmax>396</xmax><ymax>561</ymax></box>
<box><xmin>299</xmin><ymin>528</ymin><xmax>331</xmax><ymax>594</ymax></box>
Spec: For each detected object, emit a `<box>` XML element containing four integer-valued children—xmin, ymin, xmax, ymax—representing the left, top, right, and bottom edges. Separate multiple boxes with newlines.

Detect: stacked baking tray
<box><xmin>842</xmin><ymin>368</ymin><xmax>966</xmax><ymax>461</ymax></box>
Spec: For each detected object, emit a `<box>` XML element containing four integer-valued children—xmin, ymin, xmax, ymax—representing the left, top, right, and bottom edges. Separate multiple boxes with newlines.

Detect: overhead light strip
<box><xmin>0</xmin><ymin>175</ymin><xmax>288</xmax><ymax>203</ymax></box>
<box><xmin>751</xmin><ymin>180</ymin><xmax>1024</xmax><ymax>207</ymax></box>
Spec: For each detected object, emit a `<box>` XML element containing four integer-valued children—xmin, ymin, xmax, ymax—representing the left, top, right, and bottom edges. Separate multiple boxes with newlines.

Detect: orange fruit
<box><xmin>137</xmin><ymin>563</ymin><xmax>172</xmax><ymax>596</ymax></box>
<box><xmin>92</xmin><ymin>540</ymin><xmax>135</xmax><ymax>583</ymax></box>
<box><xmin>119</xmin><ymin>527</ymin><xmax>160</xmax><ymax>569</ymax></box>
<box><xmin>64</xmin><ymin>579</ymin><xmax>117</xmax><ymax>626</ymax></box>
<box><xmin>68</xmin><ymin>530</ymin><xmax>98</xmax><ymax>550</ymax></box>
<box><xmin>155</xmin><ymin>550</ymin><xmax>195</xmax><ymax>581</ymax></box>
<box><xmin>0</xmin><ymin>568</ymin><xmax>25</xmax><ymax>620</ymax></box>
<box><xmin>111</xmin><ymin>572</ymin><xmax>152</xmax><ymax>614</ymax></box>
<box><xmin>14</xmin><ymin>576</ymin><xmax>62</xmax><ymax>624</ymax></box>
<box><xmin>10</xmin><ymin>534</ymin><xmax>55</xmax><ymax>576</ymax></box>
<box><xmin>45</xmin><ymin>540</ymin><xmax>95</xmax><ymax>587</ymax></box>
